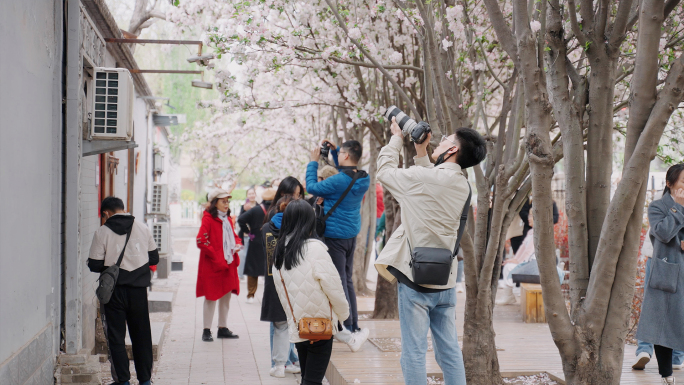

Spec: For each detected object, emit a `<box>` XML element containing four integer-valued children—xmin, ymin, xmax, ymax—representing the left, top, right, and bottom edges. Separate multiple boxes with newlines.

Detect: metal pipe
<box><xmin>129</xmin><ymin>70</ymin><xmax>203</xmax><ymax>74</ymax></box>
<box><xmin>104</xmin><ymin>38</ymin><xmax>203</xmax><ymax>55</ymax></box>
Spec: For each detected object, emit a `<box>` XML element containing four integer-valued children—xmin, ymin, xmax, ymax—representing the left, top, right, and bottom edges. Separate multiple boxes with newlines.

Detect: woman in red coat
<box><xmin>196</xmin><ymin>188</ymin><xmax>242</xmax><ymax>342</ymax></box>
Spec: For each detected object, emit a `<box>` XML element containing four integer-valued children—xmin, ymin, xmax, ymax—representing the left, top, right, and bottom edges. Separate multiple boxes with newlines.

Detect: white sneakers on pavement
<box><xmin>348</xmin><ymin>328</ymin><xmax>370</xmax><ymax>352</ymax></box>
<box><xmin>662</xmin><ymin>376</ymin><xmax>675</xmax><ymax>384</ymax></box>
<box><xmin>246</xmin><ymin>297</ymin><xmax>255</xmax><ymax>304</ymax></box>
<box><xmin>285</xmin><ymin>364</ymin><xmax>301</xmax><ymax>374</ymax></box>
<box><xmin>632</xmin><ymin>352</ymin><xmax>651</xmax><ymax>370</ymax></box>
<box><xmin>270</xmin><ymin>365</ymin><xmax>285</xmax><ymax>378</ymax></box>
<box><xmin>335</xmin><ymin>327</ymin><xmax>370</xmax><ymax>352</ymax></box>
<box><xmin>495</xmin><ymin>286</ymin><xmax>517</xmax><ymax>306</ymax></box>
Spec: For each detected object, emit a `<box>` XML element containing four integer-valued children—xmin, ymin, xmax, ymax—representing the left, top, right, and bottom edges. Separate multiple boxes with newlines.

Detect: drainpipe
<box><xmin>64</xmin><ymin>0</ymin><xmax>82</xmax><ymax>355</ymax></box>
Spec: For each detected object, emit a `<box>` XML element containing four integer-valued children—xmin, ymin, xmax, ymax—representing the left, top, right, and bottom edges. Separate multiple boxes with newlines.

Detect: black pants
<box><xmin>325</xmin><ymin>237</ymin><xmax>358</xmax><ymax>330</ymax></box>
<box><xmin>295</xmin><ymin>339</ymin><xmax>334</xmax><ymax>385</ymax></box>
<box><xmin>655</xmin><ymin>344</ymin><xmax>674</xmax><ymax>377</ymax></box>
<box><xmin>102</xmin><ymin>286</ymin><xmax>153</xmax><ymax>383</ymax></box>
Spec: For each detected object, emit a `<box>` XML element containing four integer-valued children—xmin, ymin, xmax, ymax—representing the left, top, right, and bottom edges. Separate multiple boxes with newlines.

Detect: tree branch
<box><xmin>324</xmin><ymin>0</ymin><xmax>422</xmax><ymax>118</ymax></box>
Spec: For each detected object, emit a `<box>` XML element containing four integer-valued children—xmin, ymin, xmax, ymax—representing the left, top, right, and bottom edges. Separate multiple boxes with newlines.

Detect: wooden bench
<box><xmin>520</xmin><ymin>283</ymin><xmax>546</xmax><ymax>323</ymax></box>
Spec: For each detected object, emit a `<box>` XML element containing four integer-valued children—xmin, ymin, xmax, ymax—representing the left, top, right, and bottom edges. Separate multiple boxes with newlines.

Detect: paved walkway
<box><xmin>153</xmin><ymin>235</ymin><xmax>300</xmax><ymax>385</ymax></box>
<box><xmin>153</xmin><ymin>231</ymin><xmax>676</xmax><ymax>385</ymax></box>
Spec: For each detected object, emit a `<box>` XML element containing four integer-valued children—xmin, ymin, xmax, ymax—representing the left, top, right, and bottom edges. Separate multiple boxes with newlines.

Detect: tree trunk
<box><xmin>372</xmin><ymin>188</ymin><xmax>400</xmax><ymax>319</ymax></box>
<box><xmin>353</xmin><ymin>135</ymin><xmax>379</xmax><ymax>296</ymax></box>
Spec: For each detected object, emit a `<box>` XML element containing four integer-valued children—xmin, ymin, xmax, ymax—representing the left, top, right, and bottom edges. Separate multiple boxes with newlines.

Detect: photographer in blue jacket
<box><xmin>306</xmin><ymin>139</ymin><xmax>370</xmax><ymax>348</ymax></box>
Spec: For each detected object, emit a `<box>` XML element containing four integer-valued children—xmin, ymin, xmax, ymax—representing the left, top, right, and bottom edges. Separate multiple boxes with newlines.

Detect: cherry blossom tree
<box><xmin>169</xmin><ymin>0</ymin><xmax>684</xmax><ymax>383</ymax></box>
<box><xmin>480</xmin><ymin>0</ymin><xmax>684</xmax><ymax>382</ymax></box>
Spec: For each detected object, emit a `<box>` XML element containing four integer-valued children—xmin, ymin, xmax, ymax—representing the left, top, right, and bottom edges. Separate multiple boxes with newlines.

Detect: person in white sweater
<box><xmin>272</xmin><ymin>199</ymin><xmax>351</xmax><ymax>385</ymax></box>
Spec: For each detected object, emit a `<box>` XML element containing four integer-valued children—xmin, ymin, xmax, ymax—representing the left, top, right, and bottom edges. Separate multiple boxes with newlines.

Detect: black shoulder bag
<box><xmin>314</xmin><ymin>172</ymin><xmax>363</xmax><ymax>238</ymax></box>
<box><xmin>96</xmin><ymin>228</ymin><xmax>132</xmax><ymax>304</ymax></box>
<box><xmin>409</xmin><ymin>185</ymin><xmax>472</xmax><ymax>286</ymax></box>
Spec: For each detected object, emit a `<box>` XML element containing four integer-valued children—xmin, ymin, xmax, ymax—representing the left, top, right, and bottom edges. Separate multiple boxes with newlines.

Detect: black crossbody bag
<box><xmin>96</xmin><ymin>228</ymin><xmax>132</xmax><ymax>304</ymax></box>
<box><xmin>408</xmin><ymin>186</ymin><xmax>471</xmax><ymax>286</ymax></box>
<box><xmin>314</xmin><ymin>172</ymin><xmax>363</xmax><ymax>238</ymax></box>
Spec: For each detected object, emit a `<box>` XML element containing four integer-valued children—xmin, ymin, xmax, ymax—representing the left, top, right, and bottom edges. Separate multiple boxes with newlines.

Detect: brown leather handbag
<box><xmin>279</xmin><ymin>272</ymin><xmax>333</xmax><ymax>343</ymax></box>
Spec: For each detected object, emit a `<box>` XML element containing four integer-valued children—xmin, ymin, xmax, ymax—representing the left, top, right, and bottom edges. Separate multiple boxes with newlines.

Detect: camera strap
<box><xmin>323</xmin><ymin>171</ymin><xmax>363</xmax><ymax>221</ymax></box>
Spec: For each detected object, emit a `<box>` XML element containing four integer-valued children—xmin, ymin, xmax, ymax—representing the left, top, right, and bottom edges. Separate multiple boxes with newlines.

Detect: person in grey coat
<box><xmin>636</xmin><ymin>163</ymin><xmax>684</xmax><ymax>385</ymax></box>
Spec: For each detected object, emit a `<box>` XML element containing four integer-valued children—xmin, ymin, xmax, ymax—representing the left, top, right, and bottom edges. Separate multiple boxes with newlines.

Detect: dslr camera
<box><xmin>382</xmin><ymin>106</ymin><xmax>431</xmax><ymax>144</ymax></box>
<box><xmin>320</xmin><ymin>141</ymin><xmax>332</xmax><ymax>158</ymax></box>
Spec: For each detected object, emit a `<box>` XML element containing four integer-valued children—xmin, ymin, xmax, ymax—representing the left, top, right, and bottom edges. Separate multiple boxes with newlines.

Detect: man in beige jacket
<box><xmin>375</xmin><ymin>117</ymin><xmax>486</xmax><ymax>385</ymax></box>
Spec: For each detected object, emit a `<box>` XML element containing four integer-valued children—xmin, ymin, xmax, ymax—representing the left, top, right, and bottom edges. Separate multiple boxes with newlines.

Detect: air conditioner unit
<box><xmin>150</xmin><ymin>184</ymin><xmax>169</xmax><ymax>215</ymax></box>
<box><xmin>152</xmin><ymin>223</ymin><xmax>170</xmax><ymax>255</ymax></box>
<box><xmin>90</xmin><ymin>67</ymin><xmax>134</xmax><ymax>140</ymax></box>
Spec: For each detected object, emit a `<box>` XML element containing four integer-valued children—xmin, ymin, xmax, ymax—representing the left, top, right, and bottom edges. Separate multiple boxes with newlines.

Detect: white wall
<box><xmin>133</xmin><ymin>97</ymin><xmax>150</xmax><ymax>220</ymax></box>
<box><xmin>79</xmin><ymin>156</ymin><xmax>100</xmax><ymax>352</ymax></box>
<box><xmin>0</xmin><ymin>0</ymin><xmax>62</xmax><ymax>380</ymax></box>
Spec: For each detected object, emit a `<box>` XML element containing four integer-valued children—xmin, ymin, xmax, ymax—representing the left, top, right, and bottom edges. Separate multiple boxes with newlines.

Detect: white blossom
<box><xmin>348</xmin><ymin>27</ymin><xmax>362</xmax><ymax>40</ymax></box>
<box><xmin>530</xmin><ymin>20</ymin><xmax>541</xmax><ymax>32</ymax></box>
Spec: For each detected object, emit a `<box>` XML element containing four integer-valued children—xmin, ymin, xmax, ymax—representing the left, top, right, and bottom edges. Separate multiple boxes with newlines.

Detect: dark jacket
<box><xmin>637</xmin><ymin>192</ymin><xmax>684</xmax><ymax>350</ymax></box>
<box><xmin>519</xmin><ymin>198</ymin><xmax>559</xmax><ymax>239</ymax></box>
<box><xmin>237</xmin><ymin>202</ymin><xmax>270</xmax><ymax>277</ymax></box>
<box><xmin>305</xmin><ymin>161</ymin><xmax>370</xmax><ymax>239</ymax></box>
<box><xmin>260</xmin><ymin>214</ymin><xmax>288</xmax><ymax>322</ymax></box>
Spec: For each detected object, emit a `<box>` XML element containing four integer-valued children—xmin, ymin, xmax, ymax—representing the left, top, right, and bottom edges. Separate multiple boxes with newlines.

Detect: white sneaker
<box><xmin>456</xmin><ymin>282</ymin><xmax>465</xmax><ymax>293</ymax></box>
<box><xmin>632</xmin><ymin>352</ymin><xmax>651</xmax><ymax>370</ymax></box>
<box><xmin>270</xmin><ymin>365</ymin><xmax>285</xmax><ymax>378</ymax></box>
<box><xmin>285</xmin><ymin>365</ymin><xmax>301</xmax><ymax>374</ymax></box>
<box><xmin>347</xmin><ymin>328</ymin><xmax>370</xmax><ymax>352</ymax></box>
<box><xmin>334</xmin><ymin>328</ymin><xmax>352</xmax><ymax>343</ymax></box>
<box><xmin>495</xmin><ymin>286</ymin><xmax>517</xmax><ymax>306</ymax></box>
<box><xmin>662</xmin><ymin>376</ymin><xmax>675</xmax><ymax>384</ymax></box>
<box><xmin>674</xmin><ymin>363</ymin><xmax>684</xmax><ymax>370</ymax></box>
<box><xmin>246</xmin><ymin>297</ymin><xmax>255</xmax><ymax>304</ymax></box>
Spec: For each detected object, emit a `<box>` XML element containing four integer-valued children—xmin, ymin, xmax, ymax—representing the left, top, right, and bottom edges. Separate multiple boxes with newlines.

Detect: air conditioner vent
<box><xmin>150</xmin><ymin>184</ymin><xmax>169</xmax><ymax>215</ymax></box>
<box><xmin>152</xmin><ymin>223</ymin><xmax>170</xmax><ymax>255</ymax></box>
<box><xmin>90</xmin><ymin>67</ymin><xmax>134</xmax><ymax>140</ymax></box>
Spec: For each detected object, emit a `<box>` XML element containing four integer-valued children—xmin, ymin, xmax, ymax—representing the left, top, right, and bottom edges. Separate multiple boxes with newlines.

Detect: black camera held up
<box><xmin>320</xmin><ymin>141</ymin><xmax>331</xmax><ymax>158</ymax></box>
<box><xmin>382</xmin><ymin>106</ymin><xmax>431</xmax><ymax>144</ymax></box>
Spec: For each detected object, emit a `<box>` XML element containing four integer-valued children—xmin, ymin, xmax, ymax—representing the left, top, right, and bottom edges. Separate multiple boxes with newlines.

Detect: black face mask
<box><xmin>434</xmin><ymin>147</ymin><xmax>456</xmax><ymax>166</ymax></box>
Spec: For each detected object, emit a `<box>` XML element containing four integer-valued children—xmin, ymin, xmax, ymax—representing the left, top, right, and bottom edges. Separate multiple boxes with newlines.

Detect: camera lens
<box><xmin>383</xmin><ymin>106</ymin><xmax>417</xmax><ymax>136</ymax></box>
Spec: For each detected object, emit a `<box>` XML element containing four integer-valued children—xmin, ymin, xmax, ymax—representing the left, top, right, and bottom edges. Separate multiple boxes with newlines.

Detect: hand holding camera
<box><xmin>310</xmin><ymin>146</ymin><xmax>322</xmax><ymax>162</ymax></box>
<box><xmin>390</xmin><ymin>117</ymin><xmax>403</xmax><ymax>138</ymax></box>
<box><xmin>383</xmin><ymin>105</ymin><xmax>431</xmax><ymax>144</ymax></box>
<box><xmin>320</xmin><ymin>139</ymin><xmax>336</xmax><ymax>158</ymax></box>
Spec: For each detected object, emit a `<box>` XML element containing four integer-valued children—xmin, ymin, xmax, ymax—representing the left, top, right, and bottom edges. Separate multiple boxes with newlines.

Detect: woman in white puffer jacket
<box><xmin>273</xmin><ymin>199</ymin><xmax>350</xmax><ymax>385</ymax></box>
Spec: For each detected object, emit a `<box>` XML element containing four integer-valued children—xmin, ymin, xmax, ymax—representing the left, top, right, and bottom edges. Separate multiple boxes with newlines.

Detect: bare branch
<box><xmin>608</xmin><ymin>0</ymin><xmax>635</xmax><ymax>48</ymax></box>
<box><xmin>480</xmin><ymin>0</ymin><xmax>519</xmax><ymax>64</ymax></box>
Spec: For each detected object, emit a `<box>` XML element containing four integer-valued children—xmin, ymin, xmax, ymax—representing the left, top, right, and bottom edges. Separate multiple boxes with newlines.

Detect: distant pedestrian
<box><xmin>273</xmin><ymin>199</ymin><xmax>350</xmax><ymax>385</ymax></box>
<box><xmin>196</xmin><ymin>188</ymin><xmax>243</xmax><ymax>342</ymax></box>
<box><xmin>266</xmin><ymin>176</ymin><xmax>304</xmax><ymax>220</ymax></box>
<box><xmin>237</xmin><ymin>188</ymin><xmax>257</xmax><ymax>280</ymax></box>
<box><xmin>238</xmin><ymin>188</ymin><xmax>276</xmax><ymax>302</ymax></box>
<box><xmin>87</xmin><ymin>197</ymin><xmax>159</xmax><ymax>385</ymax></box>
<box><xmin>633</xmin><ymin>225</ymin><xmax>684</xmax><ymax>371</ymax></box>
<box><xmin>636</xmin><ymin>163</ymin><xmax>684</xmax><ymax>384</ymax></box>
<box><xmin>261</xmin><ymin>195</ymin><xmax>300</xmax><ymax>378</ymax></box>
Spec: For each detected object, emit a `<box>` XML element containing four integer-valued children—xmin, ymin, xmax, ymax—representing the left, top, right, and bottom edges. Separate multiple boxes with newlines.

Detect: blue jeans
<box><xmin>398</xmin><ymin>283</ymin><xmax>466</xmax><ymax>385</ymax></box>
<box><xmin>456</xmin><ymin>260</ymin><xmax>464</xmax><ymax>283</ymax></box>
<box><xmin>238</xmin><ymin>237</ymin><xmax>249</xmax><ymax>279</ymax></box>
<box><xmin>269</xmin><ymin>322</ymin><xmax>298</xmax><ymax>367</ymax></box>
<box><xmin>636</xmin><ymin>258</ymin><xmax>684</xmax><ymax>365</ymax></box>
